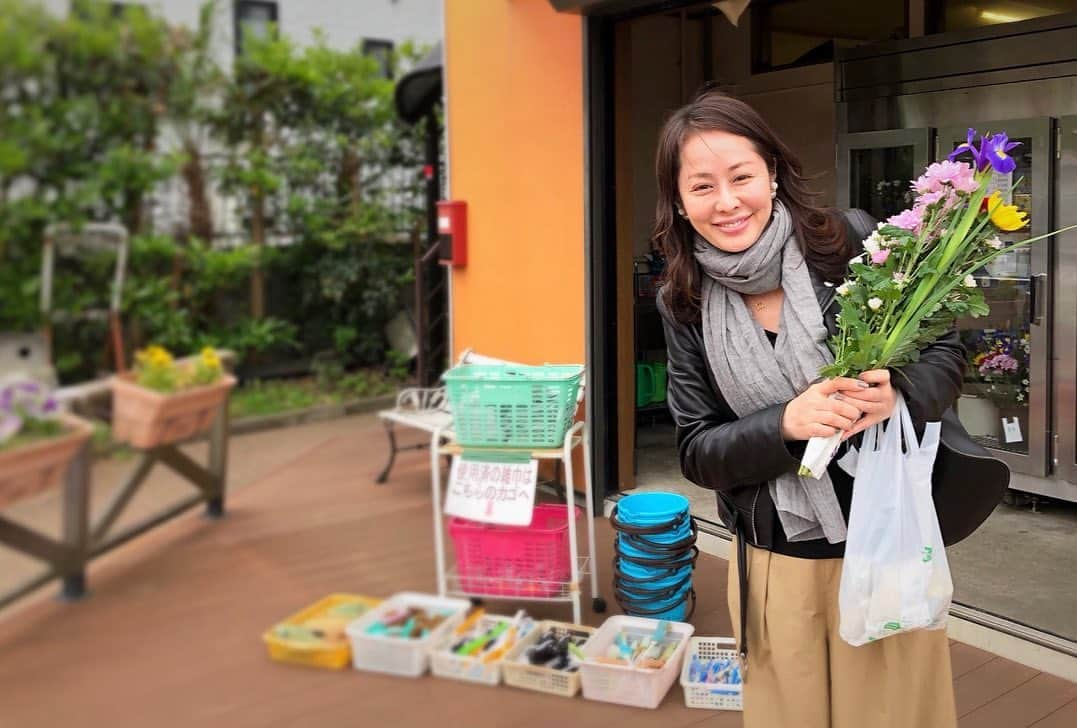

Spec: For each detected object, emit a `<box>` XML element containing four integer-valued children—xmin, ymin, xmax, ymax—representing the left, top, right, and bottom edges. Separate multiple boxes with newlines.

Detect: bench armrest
<box><xmin>394</xmin><ymin>386</ymin><xmax>448</xmax><ymax>412</ymax></box>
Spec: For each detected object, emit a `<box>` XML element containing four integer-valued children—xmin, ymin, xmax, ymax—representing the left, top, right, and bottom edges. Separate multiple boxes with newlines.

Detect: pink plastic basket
<box><xmin>448</xmin><ymin>504</ymin><xmax>581</xmax><ymax>597</ymax></box>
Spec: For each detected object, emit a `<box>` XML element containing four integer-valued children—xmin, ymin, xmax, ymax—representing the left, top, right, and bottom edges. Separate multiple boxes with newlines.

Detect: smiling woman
<box><xmin>652</xmin><ymin>89</ymin><xmax>964</xmax><ymax>728</ymax></box>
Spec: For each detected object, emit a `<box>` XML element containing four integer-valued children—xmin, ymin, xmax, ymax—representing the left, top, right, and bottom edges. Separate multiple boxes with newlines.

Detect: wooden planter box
<box><xmin>0</xmin><ymin>414</ymin><xmax>94</xmax><ymax>510</ymax></box>
<box><xmin>111</xmin><ymin>374</ymin><xmax>236</xmax><ymax>449</ymax></box>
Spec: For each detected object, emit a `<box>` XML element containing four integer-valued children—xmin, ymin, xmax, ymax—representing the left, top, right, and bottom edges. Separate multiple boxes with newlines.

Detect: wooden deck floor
<box><xmin>0</xmin><ymin>417</ymin><xmax>1073</xmax><ymax>727</ymax></box>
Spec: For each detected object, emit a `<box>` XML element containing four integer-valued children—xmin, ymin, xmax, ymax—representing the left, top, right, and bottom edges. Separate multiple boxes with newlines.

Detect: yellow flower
<box><xmin>200</xmin><ymin>347</ymin><xmax>221</xmax><ymax>371</ymax></box>
<box><xmin>136</xmin><ymin>344</ymin><xmax>174</xmax><ymax>368</ymax></box>
<box><xmin>986</xmin><ymin>191</ymin><xmax>1028</xmax><ymax>232</ymax></box>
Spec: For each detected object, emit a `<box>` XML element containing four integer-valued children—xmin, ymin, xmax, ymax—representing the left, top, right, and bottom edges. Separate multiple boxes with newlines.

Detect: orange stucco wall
<box><xmin>444</xmin><ymin>0</ymin><xmax>585</xmax><ymax>366</ymax></box>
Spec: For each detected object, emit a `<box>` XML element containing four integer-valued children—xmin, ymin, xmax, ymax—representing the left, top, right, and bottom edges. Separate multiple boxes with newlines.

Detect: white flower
<box><xmin>837</xmin><ymin>282</ymin><xmax>851</xmax><ymax>296</ymax></box>
<box><xmin>892</xmin><ymin>272</ymin><xmax>907</xmax><ymax>288</ymax></box>
<box><xmin>867</xmin><ymin>297</ymin><xmax>883</xmax><ymax>311</ymax></box>
<box><xmin>863</xmin><ymin>234</ymin><xmax>881</xmax><ymax>256</ymax></box>
<box><xmin>985</xmin><ymin>236</ymin><xmax>1004</xmax><ymax>249</ymax></box>
<box><xmin>963</xmin><ymin>274</ymin><xmax>977</xmax><ymax>288</ymax></box>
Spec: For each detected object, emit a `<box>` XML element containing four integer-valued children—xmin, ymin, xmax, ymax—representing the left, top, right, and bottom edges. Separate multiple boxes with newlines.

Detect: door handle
<box><xmin>1029</xmin><ymin>273</ymin><xmax>1048</xmax><ymax>326</ymax></box>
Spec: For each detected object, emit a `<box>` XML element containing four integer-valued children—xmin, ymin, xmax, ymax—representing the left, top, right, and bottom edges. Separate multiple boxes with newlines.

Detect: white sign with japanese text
<box><xmin>445</xmin><ymin>457</ymin><xmax>538</xmax><ymax>525</ymax></box>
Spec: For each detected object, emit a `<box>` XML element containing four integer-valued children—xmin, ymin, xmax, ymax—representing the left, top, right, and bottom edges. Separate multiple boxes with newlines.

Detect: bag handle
<box><xmin>896</xmin><ymin>390</ymin><xmax>942</xmax><ymax>455</ymax></box>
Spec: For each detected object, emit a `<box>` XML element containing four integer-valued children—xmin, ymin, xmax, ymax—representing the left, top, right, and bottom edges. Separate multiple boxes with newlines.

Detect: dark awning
<box><xmin>550</xmin><ymin>0</ymin><xmax>752</xmax><ymax>20</ymax></box>
<box><xmin>394</xmin><ymin>42</ymin><xmax>442</xmax><ymax>125</ymax></box>
<box><xmin>548</xmin><ymin>0</ymin><xmax>685</xmax><ymax>15</ymax></box>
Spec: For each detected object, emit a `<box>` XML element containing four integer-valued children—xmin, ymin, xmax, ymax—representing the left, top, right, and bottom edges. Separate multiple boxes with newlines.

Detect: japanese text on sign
<box><xmin>444</xmin><ymin>457</ymin><xmax>538</xmax><ymax>525</ymax></box>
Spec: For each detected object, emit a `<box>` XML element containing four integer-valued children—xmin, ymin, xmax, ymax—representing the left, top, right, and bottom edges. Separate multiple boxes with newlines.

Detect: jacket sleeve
<box><xmin>658</xmin><ymin>292</ymin><xmax>803</xmax><ymax>492</ymax></box>
<box><xmin>889</xmin><ymin>328</ymin><xmax>966</xmax><ymax>426</ymax></box>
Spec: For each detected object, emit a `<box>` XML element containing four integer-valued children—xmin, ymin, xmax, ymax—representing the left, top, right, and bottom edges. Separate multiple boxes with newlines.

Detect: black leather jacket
<box><xmin>657</xmin><ymin>264</ymin><xmax>967</xmax><ymax>553</ymax></box>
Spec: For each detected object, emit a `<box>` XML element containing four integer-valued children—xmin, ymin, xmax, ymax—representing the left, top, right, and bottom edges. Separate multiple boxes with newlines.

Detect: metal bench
<box><xmin>375</xmin><ymin>349</ymin><xmax>521</xmax><ymax>483</ymax></box>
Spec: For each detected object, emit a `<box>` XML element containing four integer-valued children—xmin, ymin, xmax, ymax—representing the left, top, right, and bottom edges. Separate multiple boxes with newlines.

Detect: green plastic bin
<box><xmin>442</xmin><ymin>364</ymin><xmax>584</xmax><ymax>448</ymax></box>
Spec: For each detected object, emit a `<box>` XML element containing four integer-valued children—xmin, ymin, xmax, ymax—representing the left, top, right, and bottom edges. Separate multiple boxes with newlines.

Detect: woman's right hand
<box><xmin>780</xmin><ymin>378</ymin><xmax>870</xmax><ymax>441</ymax></box>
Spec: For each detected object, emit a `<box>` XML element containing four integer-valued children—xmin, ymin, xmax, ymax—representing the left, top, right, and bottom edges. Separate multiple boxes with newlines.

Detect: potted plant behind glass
<box><xmin>0</xmin><ymin>380</ymin><xmax>93</xmax><ymax>509</ymax></box>
<box><xmin>111</xmin><ymin>346</ymin><xmax>236</xmax><ymax>449</ymax></box>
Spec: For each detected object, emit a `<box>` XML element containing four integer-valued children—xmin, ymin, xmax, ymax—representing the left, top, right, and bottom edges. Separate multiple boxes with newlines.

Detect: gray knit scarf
<box><xmin>694</xmin><ymin>201</ymin><xmax>846</xmax><ymax>544</ymax></box>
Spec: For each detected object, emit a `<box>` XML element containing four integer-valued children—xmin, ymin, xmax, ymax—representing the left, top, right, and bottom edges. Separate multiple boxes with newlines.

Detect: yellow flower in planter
<box><xmin>135</xmin><ymin>345</ymin><xmax>181</xmax><ymax>392</ymax></box>
<box><xmin>133</xmin><ymin>345</ymin><xmax>223</xmax><ymax>393</ymax></box>
<box><xmin>191</xmin><ymin>347</ymin><xmax>224</xmax><ymax>387</ymax></box>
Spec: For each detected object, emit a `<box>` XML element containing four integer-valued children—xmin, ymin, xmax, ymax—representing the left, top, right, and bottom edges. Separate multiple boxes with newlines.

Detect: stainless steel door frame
<box><xmin>837</xmin><ymin>129</ymin><xmax>934</xmax><ymax>211</ymax></box>
<box><xmin>938</xmin><ymin>117</ymin><xmax>1053</xmax><ymax>478</ymax></box>
<box><xmin>1053</xmin><ymin>116</ymin><xmax>1077</xmax><ymax>485</ymax></box>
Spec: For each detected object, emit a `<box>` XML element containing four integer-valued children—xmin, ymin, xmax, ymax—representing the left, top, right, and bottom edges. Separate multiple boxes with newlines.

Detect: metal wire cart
<box><xmin>427</xmin><ymin>363</ymin><xmax>605</xmax><ymax>623</ymax></box>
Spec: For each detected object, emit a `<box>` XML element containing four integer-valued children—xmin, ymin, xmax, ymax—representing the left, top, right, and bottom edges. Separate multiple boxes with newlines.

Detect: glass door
<box><xmin>837</xmin><ymin>129</ymin><xmax>933</xmax><ymax>221</ymax></box>
<box><xmin>939</xmin><ymin>118</ymin><xmax>1053</xmax><ymax>477</ymax></box>
<box><xmin>1054</xmin><ymin>117</ymin><xmax>1077</xmax><ymax>487</ymax></box>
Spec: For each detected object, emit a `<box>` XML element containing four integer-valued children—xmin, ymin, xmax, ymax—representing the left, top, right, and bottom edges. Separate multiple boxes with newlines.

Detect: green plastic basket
<box><xmin>442</xmin><ymin>364</ymin><xmax>584</xmax><ymax>448</ymax></box>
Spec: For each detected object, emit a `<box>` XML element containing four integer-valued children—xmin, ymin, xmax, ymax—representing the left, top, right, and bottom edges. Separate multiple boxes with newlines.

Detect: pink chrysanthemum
<box><xmin>912</xmin><ymin>160</ymin><xmax>978</xmax><ymax>195</ymax></box>
<box><xmin>886</xmin><ymin>207</ymin><xmax>924</xmax><ymax>232</ymax></box>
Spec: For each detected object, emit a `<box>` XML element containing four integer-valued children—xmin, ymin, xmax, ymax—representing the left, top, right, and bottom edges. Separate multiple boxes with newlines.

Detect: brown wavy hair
<box><xmin>654</xmin><ymin>89</ymin><xmax>852</xmax><ymax>324</ymax></box>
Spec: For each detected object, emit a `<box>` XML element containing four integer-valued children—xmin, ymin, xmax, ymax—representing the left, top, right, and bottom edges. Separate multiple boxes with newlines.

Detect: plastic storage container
<box><xmin>441</xmin><ymin>364</ymin><xmax>583</xmax><ymax>448</ymax></box>
<box><xmin>448</xmin><ymin>504</ymin><xmax>581</xmax><ymax>597</ymax></box>
<box><xmin>262</xmin><ymin>594</ymin><xmax>382</xmax><ymax>670</ymax></box>
<box><xmin>430</xmin><ymin>613</ymin><xmax>525</xmax><ymax>686</ymax></box>
<box><xmin>345</xmin><ymin>592</ymin><xmax>470</xmax><ymax>677</ymax></box>
<box><xmin>502</xmin><ymin>620</ymin><xmax>596</xmax><ymax>698</ymax></box>
<box><xmin>579</xmin><ymin>615</ymin><xmax>695</xmax><ymax>709</ymax></box>
<box><xmin>679</xmin><ymin>636</ymin><xmax>744</xmax><ymax>711</ymax></box>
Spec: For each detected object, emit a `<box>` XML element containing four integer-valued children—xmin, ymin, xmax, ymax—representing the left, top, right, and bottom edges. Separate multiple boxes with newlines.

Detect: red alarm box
<box><xmin>436</xmin><ymin>200</ymin><xmax>467</xmax><ymax>267</ymax></box>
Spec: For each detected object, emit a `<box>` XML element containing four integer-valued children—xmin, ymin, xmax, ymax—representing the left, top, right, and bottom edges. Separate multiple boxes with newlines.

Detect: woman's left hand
<box><xmin>838</xmin><ymin>369</ymin><xmax>898</xmax><ymax>440</ymax></box>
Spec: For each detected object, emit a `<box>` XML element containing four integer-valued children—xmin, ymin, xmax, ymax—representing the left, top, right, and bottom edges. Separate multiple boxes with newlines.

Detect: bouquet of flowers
<box><xmin>133</xmin><ymin>345</ymin><xmax>223</xmax><ymax>393</ymax></box>
<box><xmin>967</xmin><ymin>329</ymin><xmax>1030</xmax><ymax>407</ymax></box>
<box><xmin>800</xmin><ymin>128</ymin><xmax>1072</xmax><ymax>478</ymax></box>
<box><xmin>0</xmin><ymin>379</ymin><xmax>63</xmax><ymax>450</ymax></box>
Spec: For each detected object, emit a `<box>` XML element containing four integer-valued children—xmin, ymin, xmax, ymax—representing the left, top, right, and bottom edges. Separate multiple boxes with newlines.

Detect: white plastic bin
<box><xmin>679</xmin><ymin>636</ymin><xmax>743</xmax><ymax>710</ymax></box>
<box><xmin>345</xmin><ymin>592</ymin><xmax>470</xmax><ymax>677</ymax></box>
<box><xmin>578</xmin><ymin>615</ymin><xmax>694</xmax><ymax>709</ymax></box>
<box><xmin>430</xmin><ymin>614</ymin><xmax>518</xmax><ymax>686</ymax></box>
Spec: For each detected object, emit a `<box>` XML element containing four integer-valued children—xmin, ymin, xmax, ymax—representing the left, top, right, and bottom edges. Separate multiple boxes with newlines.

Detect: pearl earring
<box><xmin>676</xmin><ymin>206</ymin><xmax>687</xmax><ymax>218</ymax></box>
<box><xmin>770</xmin><ymin>180</ymin><xmax>778</xmax><ymax>199</ymax></box>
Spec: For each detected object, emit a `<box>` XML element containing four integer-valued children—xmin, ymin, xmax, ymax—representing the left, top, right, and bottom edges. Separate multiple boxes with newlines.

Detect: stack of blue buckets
<box><xmin>611</xmin><ymin>492</ymin><xmax>697</xmax><ymax>621</ymax></box>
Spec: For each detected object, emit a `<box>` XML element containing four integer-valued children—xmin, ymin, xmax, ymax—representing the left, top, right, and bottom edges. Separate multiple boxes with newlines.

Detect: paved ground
<box><xmin>0</xmin><ymin>414</ymin><xmax>1073</xmax><ymax>727</ymax></box>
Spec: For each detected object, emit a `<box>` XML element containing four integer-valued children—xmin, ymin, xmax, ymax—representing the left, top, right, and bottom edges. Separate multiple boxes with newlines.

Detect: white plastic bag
<box><xmin>838</xmin><ymin>391</ymin><xmax>952</xmax><ymax>646</ymax></box>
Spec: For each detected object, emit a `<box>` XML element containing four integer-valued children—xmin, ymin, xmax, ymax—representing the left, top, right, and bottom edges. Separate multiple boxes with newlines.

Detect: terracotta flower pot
<box><xmin>0</xmin><ymin>414</ymin><xmax>94</xmax><ymax>510</ymax></box>
<box><xmin>111</xmin><ymin>374</ymin><xmax>236</xmax><ymax>449</ymax></box>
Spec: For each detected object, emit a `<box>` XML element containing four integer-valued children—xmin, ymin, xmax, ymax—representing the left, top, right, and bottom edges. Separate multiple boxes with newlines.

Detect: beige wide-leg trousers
<box><xmin>728</xmin><ymin>540</ymin><xmax>958</xmax><ymax>728</ymax></box>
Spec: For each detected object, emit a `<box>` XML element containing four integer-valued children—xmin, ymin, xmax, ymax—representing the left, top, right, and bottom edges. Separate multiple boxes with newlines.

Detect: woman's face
<box><xmin>677</xmin><ymin>130</ymin><xmax>775</xmax><ymax>253</ymax></box>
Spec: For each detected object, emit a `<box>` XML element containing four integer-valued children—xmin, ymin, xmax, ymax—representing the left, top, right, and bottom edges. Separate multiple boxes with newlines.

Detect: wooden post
<box><xmin>206</xmin><ymin>399</ymin><xmax>229</xmax><ymax>518</ymax></box>
<box><xmin>60</xmin><ymin>441</ymin><xmax>92</xmax><ymax>600</ymax></box>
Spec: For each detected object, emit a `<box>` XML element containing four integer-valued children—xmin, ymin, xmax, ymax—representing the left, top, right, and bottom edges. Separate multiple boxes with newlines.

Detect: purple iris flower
<box><xmin>948</xmin><ymin>128</ymin><xmax>1021</xmax><ymax>174</ymax></box>
<box><xmin>983</xmin><ymin>132</ymin><xmax>1020</xmax><ymax>174</ymax></box>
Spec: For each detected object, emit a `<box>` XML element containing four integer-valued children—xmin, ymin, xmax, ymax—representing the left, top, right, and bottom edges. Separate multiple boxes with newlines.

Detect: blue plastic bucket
<box><xmin>617</xmin><ymin>523</ymin><xmax>693</xmax><ymax>547</ymax></box>
<box><xmin>616</xmin><ymin>582</ymin><xmax>693</xmax><ymax>621</ymax></box>
<box><xmin>618</xmin><ymin>558</ymin><xmax>692</xmax><ymax>582</ymax></box>
<box><xmin>615</xmin><ymin>570</ymin><xmax>692</xmax><ymax>598</ymax></box>
<box><xmin>616</xmin><ymin>533</ymin><xmax>694</xmax><ymax>560</ymax></box>
<box><xmin>616</xmin><ymin>492</ymin><xmax>690</xmax><ymax>524</ymax></box>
